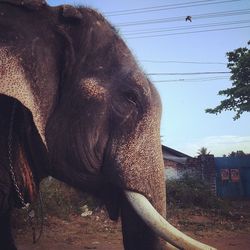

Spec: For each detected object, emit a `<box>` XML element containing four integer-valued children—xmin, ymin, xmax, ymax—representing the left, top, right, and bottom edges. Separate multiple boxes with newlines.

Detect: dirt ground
<box><xmin>15</xmin><ymin>201</ymin><xmax>250</xmax><ymax>250</ymax></box>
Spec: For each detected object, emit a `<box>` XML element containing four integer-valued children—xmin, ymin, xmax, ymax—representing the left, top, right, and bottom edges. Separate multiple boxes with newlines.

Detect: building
<box><xmin>162</xmin><ymin>145</ymin><xmax>192</xmax><ymax>179</ymax></box>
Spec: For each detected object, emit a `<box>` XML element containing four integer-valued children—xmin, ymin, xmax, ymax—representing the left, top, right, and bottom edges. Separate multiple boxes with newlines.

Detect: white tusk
<box><xmin>125</xmin><ymin>191</ymin><xmax>217</xmax><ymax>250</ymax></box>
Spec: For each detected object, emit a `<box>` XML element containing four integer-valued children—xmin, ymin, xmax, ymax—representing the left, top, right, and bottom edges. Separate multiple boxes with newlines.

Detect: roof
<box><xmin>161</xmin><ymin>145</ymin><xmax>192</xmax><ymax>165</ymax></box>
<box><xmin>161</xmin><ymin>145</ymin><xmax>192</xmax><ymax>158</ymax></box>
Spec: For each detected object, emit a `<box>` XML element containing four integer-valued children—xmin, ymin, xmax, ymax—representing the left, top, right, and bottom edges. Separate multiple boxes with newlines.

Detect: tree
<box><xmin>228</xmin><ymin>150</ymin><xmax>249</xmax><ymax>157</ymax></box>
<box><xmin>206</xmin><ymin>41</ymin><xmax>250</xmax><ymax>120</ymax></box>
<box><xmin>197</xmin><ymin>147</ymin><xmax>210</xmax><ymax>156</ymax></box>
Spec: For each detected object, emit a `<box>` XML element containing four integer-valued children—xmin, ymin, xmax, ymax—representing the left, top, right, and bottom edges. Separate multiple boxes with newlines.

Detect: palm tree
<box><xmin>197</xmin><ymin>147</ymin><xmax>210</xmax><ymax>156</ymax></box>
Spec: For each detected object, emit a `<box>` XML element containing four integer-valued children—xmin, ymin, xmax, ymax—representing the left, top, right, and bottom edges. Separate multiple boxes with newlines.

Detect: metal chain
<box><xmin>8</xmin><ymin>100</ymin><xmax>44</xmax><ymax>243</ymax></box>
<box><xmin>8</xmin><ymin>100</ymin><xmax>30</xmax><ymax>209</ymax></box>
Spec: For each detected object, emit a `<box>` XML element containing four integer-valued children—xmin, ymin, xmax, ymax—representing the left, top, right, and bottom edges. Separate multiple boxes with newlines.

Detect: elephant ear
<box><xmin>0</xmin><ymin>1</ymin><xmax>48</xmax><ymax>144</ymax></box>
<box><xmin>0</xmin><ymin>0</ymin><xmax>47</xmax><ymax>10</ymax></box>
<box><xmin>0</xmin><ymin>47</ymin><xmax>51</xmax><ymax>145</ymax></box>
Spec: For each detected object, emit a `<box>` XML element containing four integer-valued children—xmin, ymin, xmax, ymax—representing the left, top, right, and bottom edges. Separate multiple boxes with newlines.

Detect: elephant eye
<box><xmin>124</xmin><ymin>91</ymin><xmax>138</xmax><ymax>106</ymax></box>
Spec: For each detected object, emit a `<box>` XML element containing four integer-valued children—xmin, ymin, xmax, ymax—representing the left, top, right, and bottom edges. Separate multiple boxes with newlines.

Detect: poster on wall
<box><xmin>221</xmin><ymin>169</ymin><xmax>229</xmax><ymax>181</ymax></box>
<box><xmin>231</xmin><ymin>169</ymin><xmax>240</xmax><ymax>182</ymax></box>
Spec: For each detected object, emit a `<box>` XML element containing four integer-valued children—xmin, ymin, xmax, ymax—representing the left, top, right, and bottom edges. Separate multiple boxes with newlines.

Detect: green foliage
<box><xmin>40</xmin><ymin>178</ymin><xmax>101</xmax><ymax>218</ymax></box>
<box><xmin>197</xmin><ymin>147</ymin><xmax>210</xmax><ymax>156</ymax></box>
<box><xmin>206</xmin><ymin>40</ymin><xmax>250</xmax><ymax>120</ymax></box>
<box><xmin>166</xmin><ymin>175</ymin><xmax>228</xmax><ymax>210</ymax></box>
<box><xmin>228</xmin><ymin>150</ymin><xmax>249</xmax><ymax>157</ymax></box>
<box><xmin>12</xmin><ymin>178</ymin><xmax>101</xmax><ymax>228</ymax></box>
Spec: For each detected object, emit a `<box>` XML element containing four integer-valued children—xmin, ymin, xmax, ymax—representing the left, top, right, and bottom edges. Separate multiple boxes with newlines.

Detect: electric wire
<box><xmin>141</xmin><ymin>60</ymin><xmax>226</xmax><ymax>65</ymax></box>
<box><xmin>105</xmin><ymin>0</ymin><xmax>219</xmax><ymax>14</ymax></box>
<box><xmin>126</xmin><ymin>25</ymin><xmax>250</xmax><ymax>39</ymax></box>
<box><xmin>104</xmin><ymin>2</ymin><xmax>244</xmax><ymax>83</ymax></box>
<box><xmin>152</xmin><ymin>76</ymin><xmax>229</xmax><ymax>83</ymax></box>
<box><xmin>105</xmin><ymin>0</ymin><xmax>239</xmax><ymax>16</ymax></box>
<box><xmin>148</xmin><ymin>71</ymin><xmax>230</xmax><ymax>76</ymax></box>
<box><xmin>116</xmin><ymin>9</ymin><xmax>250</xmax><ymax>27</ymax></box>
<box><xmin>122</xmin><ymin>20</ymin><xmax>250</xmax><ymax>35</ymax></box>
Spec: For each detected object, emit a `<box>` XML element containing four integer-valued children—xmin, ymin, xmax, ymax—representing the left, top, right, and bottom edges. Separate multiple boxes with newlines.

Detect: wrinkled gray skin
<box><xmin>0</xmin><ymin>1</ymin><xmax>166</xmax><ymax>249</ymax></box>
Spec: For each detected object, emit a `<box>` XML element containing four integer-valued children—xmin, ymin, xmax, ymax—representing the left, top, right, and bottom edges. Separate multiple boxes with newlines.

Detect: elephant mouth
<box><xmin>125</xmin><ymin>191</ymin><xmax>216</xmax><ymax>250</ymax></box>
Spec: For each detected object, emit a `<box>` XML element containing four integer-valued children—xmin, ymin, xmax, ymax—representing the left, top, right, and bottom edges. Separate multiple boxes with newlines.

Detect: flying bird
<box><xmin>185</xmin><ymin>16</ymin><xmax>192</xmax><ymax>22</ymax></box>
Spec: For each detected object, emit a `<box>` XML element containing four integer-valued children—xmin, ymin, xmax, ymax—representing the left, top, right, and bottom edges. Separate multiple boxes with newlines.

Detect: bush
<box><xmin>12</xmin><ymin>177</ymin><xmax>101</xmax><ymax>229</ymax></box>
<box><xmin>40</xmin><ymin>177</ymin><xmax>101</xmax><ymax>218</ymax></box>
<box><xmin>166</xmin><ymin>175</ymin><xmax>229</xmax><ymax>210</ymax></box>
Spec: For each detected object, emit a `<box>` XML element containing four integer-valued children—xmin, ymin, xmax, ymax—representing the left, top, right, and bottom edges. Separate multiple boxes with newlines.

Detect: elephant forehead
<box><xmin>80</xmin><ymin>77</ymin><xmax>107</xmax><ymax>100</ymax></box>
<box><xmin>0</xmin><ymin>47</ymin><xmax>46</xmax><ymax>144</ymax></box>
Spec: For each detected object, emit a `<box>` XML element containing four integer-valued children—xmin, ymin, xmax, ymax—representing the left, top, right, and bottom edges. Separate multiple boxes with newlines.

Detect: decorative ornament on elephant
<box><xmin>0</xmin><ymin>1</ymin><xmax>216</xmax><ymax>250</ymax></box>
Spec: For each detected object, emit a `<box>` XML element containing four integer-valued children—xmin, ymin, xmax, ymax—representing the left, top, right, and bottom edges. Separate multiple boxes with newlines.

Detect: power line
<box><xmin>148</xmin><ymin>71</ymin><xmax>230</xmax><ymax>76</ymax></box>
<box><xmin>106</xmin><ymin>0</ymin><xmax>239</xmax><ymax>16</ymax></box>
<box><xmin>116</xmin><ymin>9</ymin><xmax>250</xmax><ymax>27</ymax></box>
<box><xmin>153</xmin><ymin>76</ymin><xmax>229</xmax><ymax>83</ymax></box>
<box><xmin>105</xmin><ymin>0</ymin><xmax>239</xmax><ymax>16</ymax></box>
<box><xmin>141</xmin><ymin>60</ymin><xmax>226</xmax><ymax>65</ymax></box>
<box><xmin>126</xmin><ymin>25</ymin><xmax>250</xmax><ymax>39</ymax></box>
<box><xmin>122</xmin><ymin>20</ymin><xmax>250</xmax><ymax>35</ymax></box>
<box><xmin>105</xmin><ymin>0</ymin><xmax>217</xmax><ymax>14</ymax></box>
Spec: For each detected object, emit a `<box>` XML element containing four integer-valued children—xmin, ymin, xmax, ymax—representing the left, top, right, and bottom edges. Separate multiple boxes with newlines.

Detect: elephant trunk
<box><xmin>106</xmin><ymin>84</ymin><xmax>216</xmax><ymax>249</ymax></box>
<box><xmin>111</xmin><ymin>92</ymin><xmax>215</xmax><ymax>249</ymax></box>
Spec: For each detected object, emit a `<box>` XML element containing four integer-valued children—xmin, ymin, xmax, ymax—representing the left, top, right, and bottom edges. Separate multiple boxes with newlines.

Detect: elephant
<box><xmin>0</xmin><ymin>1</ymin><xmax>216</xmax><ymax>250</ymax></box>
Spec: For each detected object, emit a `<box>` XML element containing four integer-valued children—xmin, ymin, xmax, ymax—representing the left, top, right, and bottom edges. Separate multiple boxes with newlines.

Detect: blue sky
<box><xmin>48</xmin><ymin>0</ymin><xmax>250</xmax><ymax>156</ymax></box>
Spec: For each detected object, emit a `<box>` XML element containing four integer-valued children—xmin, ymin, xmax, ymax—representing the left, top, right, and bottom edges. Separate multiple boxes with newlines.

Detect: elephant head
<box><xmin>0</xmin><ymin>1</ymin><xmax>216</xmax><ymax>249</ymax></box>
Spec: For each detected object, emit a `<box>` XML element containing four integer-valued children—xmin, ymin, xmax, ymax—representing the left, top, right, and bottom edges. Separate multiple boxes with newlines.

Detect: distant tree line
<box><xmin>223</xmin><ymin>150</ymin><xmax>250</xmax><ymax>157</ymax></box>
<box><xmin>197</xmin><ymin>147</ymin><xmax>250</xmax><ymax>157</ymax></box>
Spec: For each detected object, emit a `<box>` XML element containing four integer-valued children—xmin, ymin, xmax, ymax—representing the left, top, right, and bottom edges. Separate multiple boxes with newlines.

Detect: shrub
<box><xmin>40</xmin><ymin>177</ymin><xmax>101</xmax><ymax>218</ymax></box>
<box><xmin>12</xmin><ymin>177</ymin><xmax>101</xmax><ymax>229</ymax></box>
<box><xmin>166</xmin><ymin>175</ymin><xmax>229</xmax><ymax>210</ymax></box>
